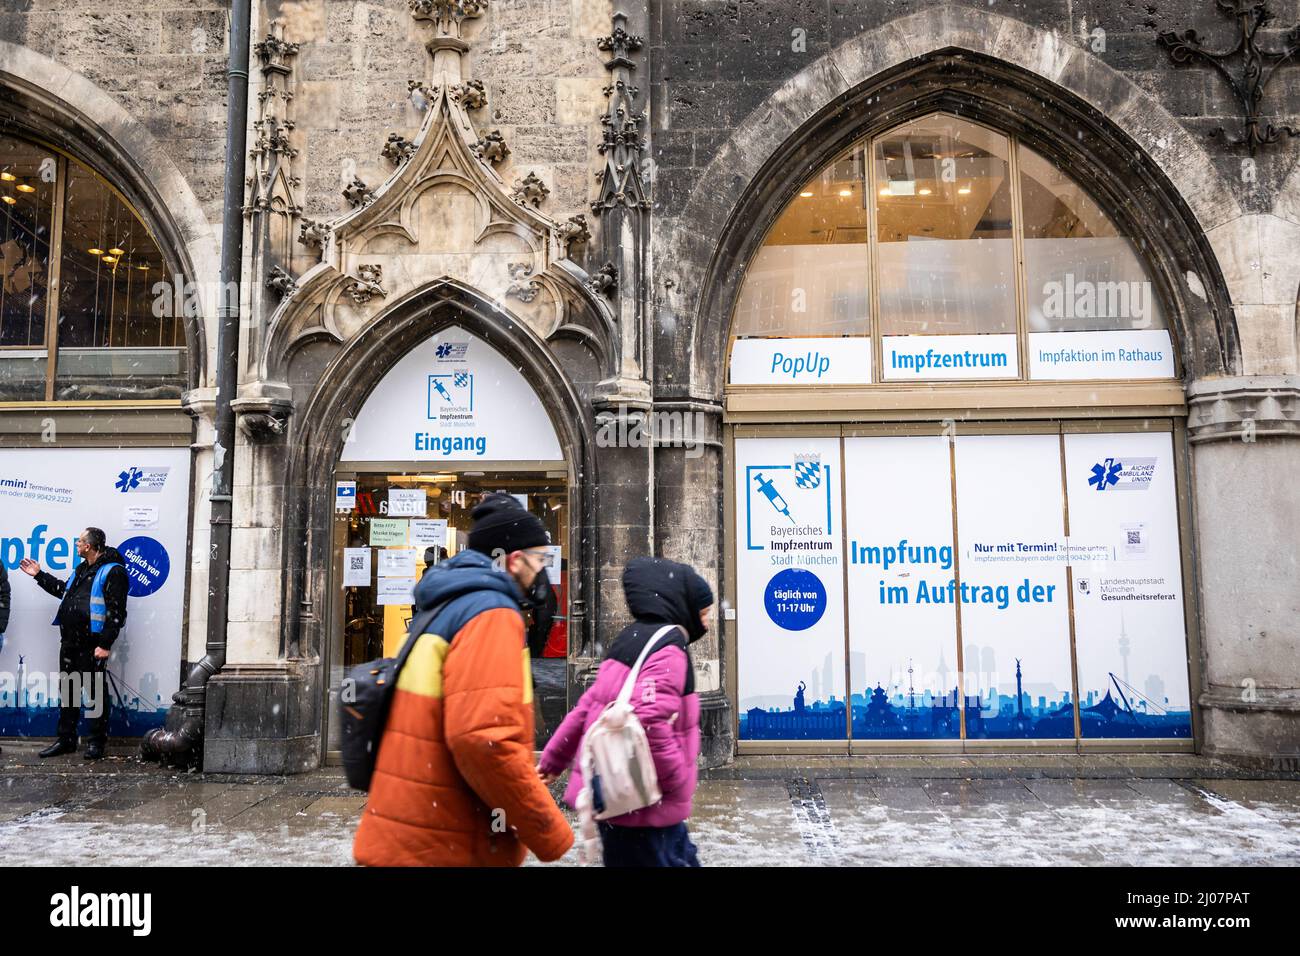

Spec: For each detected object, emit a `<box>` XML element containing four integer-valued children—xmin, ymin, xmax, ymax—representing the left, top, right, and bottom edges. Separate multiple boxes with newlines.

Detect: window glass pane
<box><xmin>732</xmin><ymin>143</ymin><xmax>870</xmax><ymax>338</ymax></box>
<box><xmin>1019</xmin><ymin>143</ymin><xmax>1165</xmax><ymax>333</ymax></box>
<box><xmin>55</xmin><ymin>161</ymin><xmax>184</xmax><ymax>400</ymax></box>
<box><xmin>875</xmin><ymin>115</ymin><xmax>1016</xmax><ymax>335</ymax></box>
<box><xmin>0</xmin><ymin>134</ymin><xmax>55</xmax><ymax>400</ymax></box>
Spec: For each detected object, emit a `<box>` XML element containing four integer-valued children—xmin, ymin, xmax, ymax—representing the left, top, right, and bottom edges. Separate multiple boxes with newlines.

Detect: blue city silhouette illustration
<box><xmin>741</xmin><ymin>653</ymin><xmax>1191</xmax><ymax>741</ymax></box>
<box><xmin>0</xmin><ymin>654</ymin><xmax>167</xmax><ymax>737</ymax></box>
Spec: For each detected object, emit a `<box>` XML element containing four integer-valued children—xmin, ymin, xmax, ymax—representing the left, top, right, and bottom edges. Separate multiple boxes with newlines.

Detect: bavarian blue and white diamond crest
<box><xmin>794</xmin><ymin>461</ymin><xmax>821</xmax><ymax>489</ymax></box>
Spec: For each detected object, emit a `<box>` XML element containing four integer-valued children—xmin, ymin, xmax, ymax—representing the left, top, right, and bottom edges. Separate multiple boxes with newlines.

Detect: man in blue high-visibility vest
<box><xmin>19</xmin><ymin>527</ymin><xmax>128</xmax><ymax>760</ymax></box>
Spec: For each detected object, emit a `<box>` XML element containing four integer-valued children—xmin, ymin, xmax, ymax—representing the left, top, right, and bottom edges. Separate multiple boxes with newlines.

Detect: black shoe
<box><xmin>38</xmin><ymin>739</ymin><xmax>77</xmax><ymax>758</ymax></box>
<box><xmin>83</xmin><ymin>742</ymin><xmax>106</xmax><ymax>761</ymax></box>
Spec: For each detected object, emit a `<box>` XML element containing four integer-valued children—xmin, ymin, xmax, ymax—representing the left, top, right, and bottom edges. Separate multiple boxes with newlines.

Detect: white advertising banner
<box><xmin>734</xmin><ymin>436</ymin><xmax>846</xmax><ymax>741</ymax></box>
<box><xmin>0</xmin><ymin>447</ymin><xmax>190</xmax><ymax>736</ymax></box>
<box><xmin>882</xmin><ymin>333</ymin><xmax>1019</xmax><ymax>380</ymax></box>
<box><xmin>1029</xmin><ymin>330</ymin><xmax>1176</xmax><ymax>380</ymax></box>
<box><xmin>953</xmin><ymin>434</ymin><xmax>1074</xmax><ymax>739</ymax></box>
<box><xmin>1063</xmin><ymin>431</ymin><xmax>1191</xmax><ymax>737</ymax></box>
<box><xmin>844</xmin><ymin>436</ymin><xmax>961</xmax><ymax>739</ymax></box>
<box><xmin>339</xmin><ymin>325</ymin><xmax>563</xmax><ymax>462</ymax></box>
<box><xmin>729</xmin><ymin>338</ymin><xmax>872</xmax><ymax>386</ymax></box>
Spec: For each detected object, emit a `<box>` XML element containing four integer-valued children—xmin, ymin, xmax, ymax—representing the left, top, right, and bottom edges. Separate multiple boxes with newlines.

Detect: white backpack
<box><xmin>574</xmin><ymin>624</ymin><xmax>680</xmax><ymax>862</ymax></box>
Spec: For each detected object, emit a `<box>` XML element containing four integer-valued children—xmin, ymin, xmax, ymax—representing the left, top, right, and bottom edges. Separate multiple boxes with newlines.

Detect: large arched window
<box><xmin>0</xmin><ymin>132</ymin><xmax>184</xmax><ymax>402</ymax></box>
<box><xmin>729</xmin><ymin>113</ymin><xmax>1173</xmax><ymax>385</ymax></box>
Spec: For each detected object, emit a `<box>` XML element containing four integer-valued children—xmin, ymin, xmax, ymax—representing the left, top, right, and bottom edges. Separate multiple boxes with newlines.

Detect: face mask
<box><xmin>520</xmin><ymin>569</ymin><xmax>552</xmax><ymax>609</ymax></box>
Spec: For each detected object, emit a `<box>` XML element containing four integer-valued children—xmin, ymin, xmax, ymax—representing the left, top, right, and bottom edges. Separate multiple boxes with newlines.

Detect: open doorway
<box><xmin>326</xmin><ymin>468</ymin><xmax>571</xmax><ymax>753</ymax></box>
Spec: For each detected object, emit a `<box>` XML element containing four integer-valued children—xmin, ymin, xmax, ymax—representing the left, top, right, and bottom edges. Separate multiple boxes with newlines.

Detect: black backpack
<box><xmin>339</xmin><ymin>599</ymin><xmax>448</xmax><ymax>791</ymax></box>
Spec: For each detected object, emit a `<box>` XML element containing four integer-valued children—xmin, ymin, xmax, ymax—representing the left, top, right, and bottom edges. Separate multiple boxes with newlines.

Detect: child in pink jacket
<box><xmin>538</xmin><ymin>556</ymin><xmax>713</xmax><ymax>866</ymax></box>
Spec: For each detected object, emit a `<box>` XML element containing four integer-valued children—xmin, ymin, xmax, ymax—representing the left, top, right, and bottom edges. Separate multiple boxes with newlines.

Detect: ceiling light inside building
<box><xmin>0</xmin><ymin>172</ymin><xmax>14</xmax><ymax>182</ymax></box>
<box><xmin>1</xmin><ymin>196</ymin><xmax>15</xmax><ymax>205</ymax></box>
<box><xmin>15</xmin><ymin>183</ymin><xmax>35</xmax><ymax>193</ymax></box>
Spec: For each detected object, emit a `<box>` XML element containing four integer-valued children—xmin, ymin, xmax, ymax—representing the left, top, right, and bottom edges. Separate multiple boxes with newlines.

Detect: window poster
<box><xmin>844</xmin><ymin>436</ymin><xmax>960</xmax><ymax>739</ymax></box>
<box><xmin>953</xmin><ymin>434</ymin><xmax>1075</xmax><ymax>739</ymax></box>
<box><xmin>1063</xmin><ymin>431</ymin><xmax>1192</xmax><ymax>737</ymax></box>
<box><xmin>734</xmin><ymin>436</ymin><xmax>846</xmax><ymax>740</ymax></box>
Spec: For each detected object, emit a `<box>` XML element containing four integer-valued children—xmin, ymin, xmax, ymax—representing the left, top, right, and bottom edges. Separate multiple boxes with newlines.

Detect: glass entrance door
<box><xmin>326</xmin><ymin>469</ymin><xmax>569</xmax><ymax>752</ymax></box>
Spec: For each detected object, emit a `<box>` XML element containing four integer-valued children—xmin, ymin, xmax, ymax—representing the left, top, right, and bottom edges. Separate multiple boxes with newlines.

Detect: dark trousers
<box><xmin>56</xmin><ymin>642</ymin><xmax>110</xmax><ymax>745</ymax></box>
<box><xmin>597</xmin><ymin>821</ymin><xmax>701</xmax><ymax>867</ymax></box>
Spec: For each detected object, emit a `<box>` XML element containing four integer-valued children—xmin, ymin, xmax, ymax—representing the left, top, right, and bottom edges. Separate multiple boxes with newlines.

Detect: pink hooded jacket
<box><xmin>538</xmin><ymin>558</ymin><xmax>708</xmax><ymax>827</ymax></box>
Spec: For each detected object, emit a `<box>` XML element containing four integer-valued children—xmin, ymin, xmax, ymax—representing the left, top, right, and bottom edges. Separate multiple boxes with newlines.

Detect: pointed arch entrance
<box><xmin>275</xmin><ymin>281</ymin><xmax>598</xmax><ymax>752</ymax></box>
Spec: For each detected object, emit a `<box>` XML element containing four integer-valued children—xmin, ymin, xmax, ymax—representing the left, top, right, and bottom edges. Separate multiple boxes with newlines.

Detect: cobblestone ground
<box><xmin>3</xmin><ymin>743</ymin><xmax>1298</xmax><ymax>866</ymax></box>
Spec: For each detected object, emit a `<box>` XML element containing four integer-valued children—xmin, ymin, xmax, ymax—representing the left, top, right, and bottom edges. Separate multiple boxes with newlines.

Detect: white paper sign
<box><xmin>729</xmin><ymin>337</ymin><xmax>873</xmax><ymax>385</ymax></box>
<box><xmin>377</xmin><ymin>577</ymin><xmax>415</xmax><ymax>606</ymax></box>
<box><xmin>388</xmin><ymin>488</ymin><xmax>427</xmax><ymax>517</ymax></box>
<box><xmin>335</xmin><ymin>480</ymin><xmax>356</xmax><ymax>512</ymax></box>
<box><xmin>511</xmin><ymin>494</ymin><xmax>528</xmax><ymax>510</ymax></box>
<box><xmin>343</xmin><ymin>548</ymin><xmax>371</xmax><ymax>587</ymax></box>
<box><xmin>377</xmin><ymin>548</ymin><xmax>418</xmax><ymax>578</ymax></box>
<box><xmin>410</xmin><ymin>519</ymin><xmax>449</xmax><ymax>548</ymax></box>
<box><xmin>123</xmin><ymin>505</ymin><xmax>159</xmax><ymax>530</ymax></box>
<box><xmin>541</xmin><ymin>545</ymin><xmax>562</xmax><ymax>585</ymax></box>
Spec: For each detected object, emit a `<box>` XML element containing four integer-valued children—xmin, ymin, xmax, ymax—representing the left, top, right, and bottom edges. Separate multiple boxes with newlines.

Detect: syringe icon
<box><xmin>431</xmin><ymin>378</ymin><xmax>454</xmax><ymax>403</ymax></box>
<box><xmin>753</xmin><ymin>472</ymin><xmax>795</xmax><ymax>523</ymax></box>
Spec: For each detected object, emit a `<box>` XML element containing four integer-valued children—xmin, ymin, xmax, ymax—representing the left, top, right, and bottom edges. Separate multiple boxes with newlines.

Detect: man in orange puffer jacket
<box><xmin>353</xmin><ymin>493</ymin><xmax>574</xmax><ymax>866</ymax></box>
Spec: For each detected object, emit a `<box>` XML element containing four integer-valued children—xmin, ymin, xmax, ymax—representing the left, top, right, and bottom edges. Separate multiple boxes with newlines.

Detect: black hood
<box><xmin>98</xmin><ymin>547</ymin><xmax>125</xmax><ymax>566</ymax></box>
<box><xmin>622</xmin><ymin>556</ymin><xmax>714</xmax><ymax>643</ymax></box>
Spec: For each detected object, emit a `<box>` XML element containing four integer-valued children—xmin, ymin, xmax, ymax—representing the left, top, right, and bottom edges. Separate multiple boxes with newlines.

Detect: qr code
<box><xmin>349</xmin><ymin>555</ymin><xmax>365</xmax><ymax>571</ymax></box>
<box><xmin>1127</xmin><ymin>531</ymin><xmax>1141</xmax><ymax>544</ymax></box>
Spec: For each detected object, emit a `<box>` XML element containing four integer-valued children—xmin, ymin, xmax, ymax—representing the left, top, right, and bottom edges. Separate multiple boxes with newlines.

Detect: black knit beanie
<box><xmin>467</xmin><ymin>492</ymin><xmax>549</xmax><ymax>556</ymax></box>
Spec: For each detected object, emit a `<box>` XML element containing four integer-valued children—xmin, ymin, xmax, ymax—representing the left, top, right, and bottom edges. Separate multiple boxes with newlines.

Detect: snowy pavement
<box><xmin>2</xmin><ymin>745</ymin><xmax>1299</xmax><ymax>866</ymax></box>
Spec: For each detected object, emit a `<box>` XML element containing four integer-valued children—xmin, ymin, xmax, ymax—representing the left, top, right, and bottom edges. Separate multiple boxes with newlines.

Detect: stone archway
<box><xmin>269</xmin><ymin>280</ymin><xmax>599</xmax><ymax>756</ymax></box>
<box><xmin>660</xmin><ymin>4</ymin><xmax>1242</xmax><ymax>399</ymax></box>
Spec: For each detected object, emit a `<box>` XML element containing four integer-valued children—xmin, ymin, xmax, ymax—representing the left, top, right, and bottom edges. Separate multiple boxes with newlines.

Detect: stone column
<box><xmin>1187</xmin><ymin>375</ymin><xmax>1300</xmax><ymax>768</ymax></box>
<box><xmin>653</xmin><ymin>401</ymin><xmax>731</xmax><ymax>767</ymax></box>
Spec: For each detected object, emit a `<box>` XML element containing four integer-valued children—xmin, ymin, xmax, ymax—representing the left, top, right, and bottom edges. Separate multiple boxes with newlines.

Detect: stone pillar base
<box><xmin>203</xmin><ymin>662</ymin><xmax>320</xmax><ymax>774</ymax></box>
<box><xmin>699</xmin><ymin>691</ymin><xmax>734</xmax><ymax>769</ymax></box>
<box><xmin>1199</xmin><ymin>685</ymin><xmax>1300</xmax><ymax>771</ymax></box>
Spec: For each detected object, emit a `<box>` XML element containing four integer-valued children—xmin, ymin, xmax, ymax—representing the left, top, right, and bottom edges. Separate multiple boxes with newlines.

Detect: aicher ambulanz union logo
<box><xmin>1088</xmin><ymin>456</ymin><xmax>1157</xmax><ymax>492</ymax></box>
<box><xmin>115</xmin><ymin>466</ymin><xmax>170</xmax><ymax>494</ymax></box>
<box><xmin>434</xmin><ymin>341</ymin><xmax>469</xmax><ymax>362</ymax></box>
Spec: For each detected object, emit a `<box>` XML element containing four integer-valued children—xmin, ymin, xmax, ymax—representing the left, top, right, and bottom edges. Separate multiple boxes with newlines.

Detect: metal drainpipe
<box><xmin>142</xmin><ymin>0</ymin><xmax>252</xmax><ymax>769</ymax></box>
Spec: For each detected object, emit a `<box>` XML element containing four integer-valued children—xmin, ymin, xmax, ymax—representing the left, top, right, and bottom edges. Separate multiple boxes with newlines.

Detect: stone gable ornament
<box><xmin>266</xmin><ymin>265</ymin><xmax>297</xmax><ymax>298</ymax></box>
<box><xmin>473</xmin><ymin>129</ymin><xmax>510</xmax><ymax>165</ymax></box>
<box><xmin>343</xmin><ymin>264</ymin><xmax>387</xmax><ymax>305</ymax></box>
<box><xmin>297</xmin><ymin>218</ymin><xmax>330</xmax><ymax>248</ymax></box>
<box><xmin>511</xmin><ymin>171</ymin><xmax>550</xmax><ymax>207</ymax></box>
<box><xmin>587</xmin><ymin>262</ymin><xmax>617</xmax><ymax>298</ymax></box>
<box><xmin>342</xmin><ymin>178</ymin><xmax>374</xmax><ymax>208</ymax></box>
<box><xmin>451</xmin><ymin>79</ymin><xmax>487</xmax><ymax>110</ymax></box>
<box><xmin>382</xmin><ymin>133</ymin><xmax>417</xmax><ymax>165</ymax></box>
<box><xmin>505</xmin><ymin>262</ymin><xmax>542</xmax><ymax>303</ymax></box>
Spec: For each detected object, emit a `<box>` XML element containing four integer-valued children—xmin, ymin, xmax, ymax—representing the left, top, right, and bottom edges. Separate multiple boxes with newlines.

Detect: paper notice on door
<box><xmin>335</xmin><ymin>480</ymin><xmax>357</xmax><ymax>512</ymax></box>
<box><xmin>377</xmin><ymin>577</ymin><xmax>415</xmax><ymax>606</ymax></box>
<box><xmin>369</xmin><ymin>518</ymin><xmax>409</xmax><ymax>546</ymax></box>
<box><xmin>541</xmin><ymin>545</ymin><xmax>562</xmax><ymax>585</ymax></box>
<box><xmin>378</xmin><ymin>547</ymin><xmax>418</xmax><ymax>578</ymax></box>
<box><xmin>123</xmin><ymin>505</ymin><xmax>159</xmax><ymax>530</ymax></box>
<box><xmin>343</xmin><ymin>548</ymin><xmax>371</xmax><ymax>587</ymax></box>
<box><xmin>388</xmin><ymin>489</ymin><xmax>427</xmax><ymax>517</ymax></box>
<box><xmin>410</xmin><ymin>519</ymin><xmax>449</xmax><ymax>548</ymax></box>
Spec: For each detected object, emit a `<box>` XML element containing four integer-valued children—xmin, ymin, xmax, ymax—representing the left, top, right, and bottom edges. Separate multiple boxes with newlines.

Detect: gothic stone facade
<box><xmin>2</xmin><ymin>0</ymin><xmax>1298</xmax><ymax>772</ymax></box>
